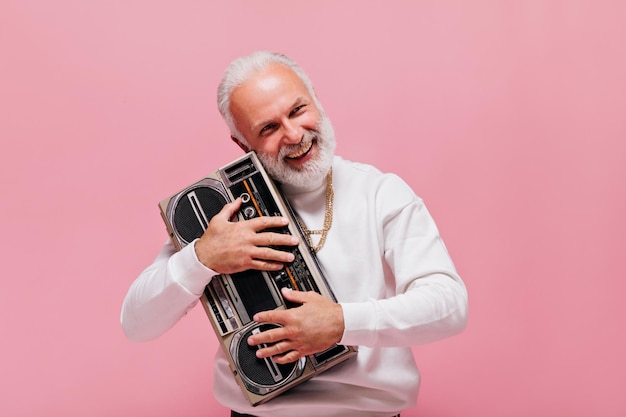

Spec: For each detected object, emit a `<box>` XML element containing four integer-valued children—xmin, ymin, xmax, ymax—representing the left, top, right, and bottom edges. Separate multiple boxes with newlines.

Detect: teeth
<box><xmin>287</xmin><ymin>141</ymin><xmax>312</xmax><ymax>159</ymax></box>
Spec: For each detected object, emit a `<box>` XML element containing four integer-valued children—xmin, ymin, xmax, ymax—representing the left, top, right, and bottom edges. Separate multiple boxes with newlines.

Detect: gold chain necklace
<box><xmin>295</xmin><ymin>169</ymin><xmax>334</xmax><ymax>252</ymax></box>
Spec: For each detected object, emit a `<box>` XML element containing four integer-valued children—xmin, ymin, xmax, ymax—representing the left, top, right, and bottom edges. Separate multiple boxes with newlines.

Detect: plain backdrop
<box><xmin>1</xmin><ymin>1</ymin><xmax>625</xmax><ymax>416</ymax></box>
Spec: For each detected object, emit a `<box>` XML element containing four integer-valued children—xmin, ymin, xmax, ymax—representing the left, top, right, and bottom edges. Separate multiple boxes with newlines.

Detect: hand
<box><xmin>247</xmin><ymin>287</ymin><xmax>345</xmax><ymax>364</ymax></box>
<box><xmin>194</xmin><ymin>198</ymin><xmax>299</xmax><ymax>274</ymax></box>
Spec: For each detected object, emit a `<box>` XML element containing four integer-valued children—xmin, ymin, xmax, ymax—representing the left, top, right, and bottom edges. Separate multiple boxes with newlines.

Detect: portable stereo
<box><xmin>158</xmin><ymin>152</ymin><xmax>357</xmax><ymax>406</ymax></box>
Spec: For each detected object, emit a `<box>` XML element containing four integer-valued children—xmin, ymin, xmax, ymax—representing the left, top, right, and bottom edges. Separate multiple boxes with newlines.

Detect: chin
<box><xmin>260</xmin><ymin>116</ymin><xmax>337</xmax><ymax>188</ymax></box>
<box><xmin>258</xmin><ymin>147</ymin><xmax>330</xmax><ymax>188</ymax></box>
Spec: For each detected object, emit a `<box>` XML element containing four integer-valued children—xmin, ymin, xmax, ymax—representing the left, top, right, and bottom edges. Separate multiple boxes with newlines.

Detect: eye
<box><xmin>289</xmin><ymin>104</ymin><xmax>306</xmax><ymax>117</ymax></box>
<box><xmin>259</xmin><ymin>122</ymin><xmax>278</xmax><ymax>136</ymax></box>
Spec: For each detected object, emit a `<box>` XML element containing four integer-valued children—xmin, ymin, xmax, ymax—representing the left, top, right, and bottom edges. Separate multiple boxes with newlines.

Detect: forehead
<box><xmin>229</xmin><ymin>64</ymin><xmax>313</xmax><ymax>128</ymax></box>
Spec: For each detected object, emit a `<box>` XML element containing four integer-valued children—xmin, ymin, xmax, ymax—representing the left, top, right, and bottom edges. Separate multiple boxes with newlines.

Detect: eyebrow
<box><xmin>251</xmin><ymin>97</ymin><xmax>308</xmax><ymax>135</ymax></box>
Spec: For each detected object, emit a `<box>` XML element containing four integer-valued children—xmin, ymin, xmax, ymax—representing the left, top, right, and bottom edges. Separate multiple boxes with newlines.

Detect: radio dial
<box><xmin>243</xmin><ymin>206</ymin><xmax>256</xmax><ymax>219</ymax></box>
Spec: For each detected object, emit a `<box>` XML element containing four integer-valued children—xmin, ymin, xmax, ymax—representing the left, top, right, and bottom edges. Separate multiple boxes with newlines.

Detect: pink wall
<box><xmin>1</xmin><ymin>1</ymin><xmax>625</xmax><ymax>416</ymax></box>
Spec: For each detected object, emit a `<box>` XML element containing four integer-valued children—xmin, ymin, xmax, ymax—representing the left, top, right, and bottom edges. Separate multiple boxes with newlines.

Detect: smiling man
<box><xmin>121</xmin><ymin>51</ymin><xmax>468</xmax><ymax>417</ymax></box>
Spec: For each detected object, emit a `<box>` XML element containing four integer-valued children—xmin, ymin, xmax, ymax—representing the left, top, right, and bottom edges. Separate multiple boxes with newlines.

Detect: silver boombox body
<box><xmin>158</xmin><ymin>152</ymin><xmax>357</xmax><ymax>406</ymax></box>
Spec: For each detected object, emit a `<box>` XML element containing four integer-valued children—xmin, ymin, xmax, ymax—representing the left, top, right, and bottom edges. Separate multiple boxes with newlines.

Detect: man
<box><xmin>121</xmin><ymin>51</ymin><xmax>468</xmax><ymax>417</ymax></box>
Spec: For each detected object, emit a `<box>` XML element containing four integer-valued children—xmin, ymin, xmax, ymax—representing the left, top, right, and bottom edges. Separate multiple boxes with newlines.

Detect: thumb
<box><xmin>219</xmin><ymin>197</ymin><xmax>242</xmax><ymax>221</ymax></box>
<box><xmin>281</xmin><ymin>287</ymin><xmax>308</xmax><ymax>304</ymax></box>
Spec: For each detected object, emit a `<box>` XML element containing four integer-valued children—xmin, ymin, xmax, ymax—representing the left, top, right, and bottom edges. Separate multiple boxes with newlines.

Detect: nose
<box><xmin>282</xmin><ymin>119</ymin><xmax>303</xmax><ymax>145</ymax></box>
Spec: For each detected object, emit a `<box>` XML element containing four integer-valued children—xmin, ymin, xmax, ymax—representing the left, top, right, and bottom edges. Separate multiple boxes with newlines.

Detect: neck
<box><xmin>291</xmin><ymin>168</ymin><xmax>334</xmax><ymax>253</ymax></box>
<box><xmin>280</xmin><ymin>169</ymin><xmax>329</xmax><ymax>196</ymax></box>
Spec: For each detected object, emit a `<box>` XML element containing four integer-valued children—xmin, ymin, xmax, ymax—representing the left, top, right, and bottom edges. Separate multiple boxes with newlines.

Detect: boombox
<box><xmin>158</xmin><ymin>152</ymin><xmax>357</xmax><ymax>406</ymax></box>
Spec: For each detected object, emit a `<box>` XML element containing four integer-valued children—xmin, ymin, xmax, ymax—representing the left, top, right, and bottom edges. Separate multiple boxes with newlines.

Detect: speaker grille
<box><xmin>173</xmin><ymin>186</ymin><xmax>228</xmax><ymax>244</ymax></box>
<box><xmin>237</xmin><ymin>324</ymin><xmax>298</xmax><ymax>387</ymax></box>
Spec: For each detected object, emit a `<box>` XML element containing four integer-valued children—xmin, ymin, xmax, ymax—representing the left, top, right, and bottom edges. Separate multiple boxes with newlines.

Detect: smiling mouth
<box><xmin>285</xmin><ymin>140</ymin><xmax>313</xmax><ymax>160</ymax></box>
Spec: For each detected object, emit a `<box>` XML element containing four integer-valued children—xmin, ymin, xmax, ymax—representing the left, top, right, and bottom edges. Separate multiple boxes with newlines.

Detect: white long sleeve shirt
<box><xmin>121</xmin><ymin>156</ymin><xmax>468</xmax><ymax>417</ymax></box>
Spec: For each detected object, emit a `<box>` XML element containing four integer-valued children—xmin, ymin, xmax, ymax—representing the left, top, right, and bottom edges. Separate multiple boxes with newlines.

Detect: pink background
<box><xmin>1</xmin><ymin>1</ymin><xmax>625</xmax><ymax>416</ymax></box>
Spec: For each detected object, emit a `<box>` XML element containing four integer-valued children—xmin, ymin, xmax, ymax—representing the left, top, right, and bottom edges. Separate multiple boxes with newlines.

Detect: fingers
<box><xmin>251</xmin><ymin>244</ymin><xmax>296</xmax><ymax>263</ymax></box>
<box><xmin>217</xmin><ymin>197</ymin><xmax>242</xmax><ymax>221</ymax></box>
<box><xmin>247</xmin><ymin>289</ymin><xmax>344</xmax><ymax>364</ymax></box>
<box><xmin>248</xmin><ymin>323</ymin><xmax>286</xmax><ymax>346</ymax></box>
<box><xmin>270</xmin><ymin>350</ymin><xmax>301</xmax><ymax>365</ymax></box>
<box><xmin>247</xmin><ymin>326</ymin><xmax>301</xmax><ymax>363</ymax></box>
<box><xmin>248</xmin><ymin>258</ymin><xmax>291</xmax><ymax>271</ymax></box>
<box><xmin>280</xmin><ymin>287</ymin><xmax>307</xmax><ymax>303</ymax></box>
<box><xmin>220</xmin><ymin>200</ymin><xmax>299</xmax><ymax>249</ymax></box>
<box><xmin>250</xmin><ymin>290</ymin><xmax>314</xmax><ymax>326</ymax></box>
<box><xmin>218</xmin><ymin>199</ymin><xmax>293</xmax><ymax>234</ymax></box>
<box><xmin>252</xmin><ymin>231</ymin><xmax>299</xmax><ymax>249</ymax></box>
<box><xmin>251</xmin><ymin>308</ymin><xmax>289</xmax><ymax>331</ymax></box>
<box><xmin>199</xmin><ymin>199</ymin><xmax>298</xmax><ymax>273</ymax></box>
<box><xmin>260</xmin><ymin>343</ymin><xmax>302</xmax><ymax>365</ymax></box>
<box><xmin>247</xmin><ymin>215</ymin><xmax>292</xmax><ymax>235</ymax></box>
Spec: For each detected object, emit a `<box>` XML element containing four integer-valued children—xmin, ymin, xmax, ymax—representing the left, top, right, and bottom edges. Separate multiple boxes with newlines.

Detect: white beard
<box><xmin>256</xmin><ymin>114</ymin><xmax>336</xmax><ymax>189</ymax></box>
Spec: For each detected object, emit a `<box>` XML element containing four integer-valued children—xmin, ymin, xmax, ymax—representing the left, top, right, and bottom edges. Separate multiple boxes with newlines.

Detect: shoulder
<box><xmin>333</xmin><ymin>155</ymin><xmax>381</xmax><ymax>176</ymax></box>
<box><xmin>333</xmin><ymin>156</ymin><xmax>422</xmax><ymax>207</ymax></box>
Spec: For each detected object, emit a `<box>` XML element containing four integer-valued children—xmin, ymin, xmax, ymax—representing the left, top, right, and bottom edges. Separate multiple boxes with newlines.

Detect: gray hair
<box><xmin>217</xmin><ymin>51</ymin><xmax>321</xmax><ymax>145</ymax></box>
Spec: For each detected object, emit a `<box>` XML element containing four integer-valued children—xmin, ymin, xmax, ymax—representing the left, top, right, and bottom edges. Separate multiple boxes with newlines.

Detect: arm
<box><xmin>249</xmin><ymin>175</ymin><xmax>468</xmax><ymax>360</ymax></box>
<box><xmin>341</xmin><ymin>181</ymin><xmax>468</xmax><ymax>347</ymax></box>
<box><xmin>121</xmin><ymin>198</ymin><xmax>300</xmax><ymax>342</ymax></box>
<box><xmin>120</xmin><ymin>240</ymin><xmax>212</xmax><ymax>342</ymax></box>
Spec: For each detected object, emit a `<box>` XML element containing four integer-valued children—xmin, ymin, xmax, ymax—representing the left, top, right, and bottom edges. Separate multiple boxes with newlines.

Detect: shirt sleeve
<box><xmin>120</xmin><ymin>238</ymin><xmax>217</xmax><ymax>342</ymax></box>
<box><xmin>339</xmin><ymin>175</ymin><xmax>468</xmax><ymax>347</ymax></box>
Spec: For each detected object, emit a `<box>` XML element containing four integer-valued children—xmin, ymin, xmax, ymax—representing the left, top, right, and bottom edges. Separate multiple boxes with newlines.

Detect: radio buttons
<box><xmin>243</xmin><ymin>206</ymin><xmax>256</xmax><ymax>219</ymax></box>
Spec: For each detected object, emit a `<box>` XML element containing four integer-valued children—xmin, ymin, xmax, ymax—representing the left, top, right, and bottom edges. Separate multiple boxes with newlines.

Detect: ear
<box><xmin>231</xmin><ymin>136</ymin><xmax>250</xmax><ymax>153</ymax></box>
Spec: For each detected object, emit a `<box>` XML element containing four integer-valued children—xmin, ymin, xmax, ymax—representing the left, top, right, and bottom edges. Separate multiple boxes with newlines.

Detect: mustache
<box><xmin>277</xmin><ymin>131</ymin><xmax>318</xmax><ymax>159</ymax></box>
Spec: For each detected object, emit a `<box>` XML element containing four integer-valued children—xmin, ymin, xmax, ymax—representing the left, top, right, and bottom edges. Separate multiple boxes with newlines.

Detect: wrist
<box><xmin>193</xmin><ymin>238</ymin><xmax>213</xmax><ymax>270</ymax></box>
<box><xmin>172</xmin><ymin>242</ymin><xmax>216</xmax><ymax>295</ymax></box>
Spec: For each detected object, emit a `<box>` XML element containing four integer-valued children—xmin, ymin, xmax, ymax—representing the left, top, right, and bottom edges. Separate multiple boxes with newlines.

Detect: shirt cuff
<box><xmin>169</xmin><ymin>239</ymin><xmax>218</xmax><ymax>296</ymax></box>
<box><xmin>339</xmin><ymin>300</ymin><xmax>377</xmax><ymax>346</ymax></box>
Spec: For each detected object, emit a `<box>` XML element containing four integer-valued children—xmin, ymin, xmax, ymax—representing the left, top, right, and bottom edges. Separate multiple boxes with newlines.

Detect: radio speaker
<box><xmin>158</xmin><ymin>152</ymin><xmax>357</xmax><ymax>406</ymax></box>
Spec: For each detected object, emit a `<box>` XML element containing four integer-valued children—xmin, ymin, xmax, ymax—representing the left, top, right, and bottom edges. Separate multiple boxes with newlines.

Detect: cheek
<box><xmin>250</xmin><ymin>138</ymin><xmax>281</xmax><ymax>158</ymax></box>
<box><xmin>303</xmin><ymin>113</ymin><xmax>321</xmax><ymax>130</ymax></box>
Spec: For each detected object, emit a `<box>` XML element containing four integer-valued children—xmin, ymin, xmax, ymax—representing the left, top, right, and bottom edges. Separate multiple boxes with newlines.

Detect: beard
<box><xmin>256</xmin><ymin>114</ymin><xmax>336</xmax><ymax>189</ymax></box>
